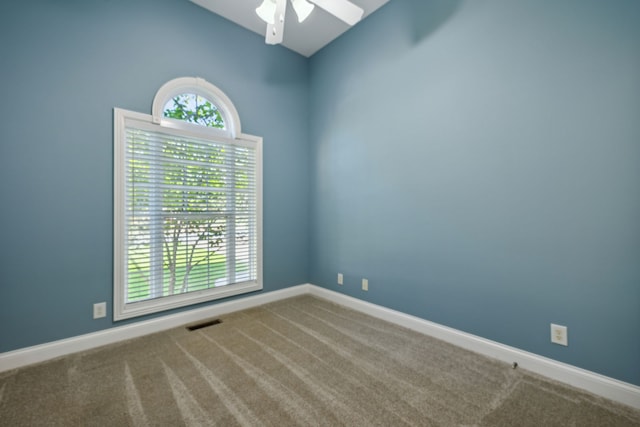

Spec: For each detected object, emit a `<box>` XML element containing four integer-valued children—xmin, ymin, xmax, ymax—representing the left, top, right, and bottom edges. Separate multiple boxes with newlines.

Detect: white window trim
<box><xmin>151</xmin><ymin>76</ymin><xmax>242</xmax><ymax>137</ymax></box>
<box><xmin>113</xmin><ymin>78</ymin><xmax>262</xmax><ymax>321</ymax></box>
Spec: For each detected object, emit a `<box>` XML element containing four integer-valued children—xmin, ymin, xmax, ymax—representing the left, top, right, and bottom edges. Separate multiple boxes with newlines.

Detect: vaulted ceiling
<box><xmin>190</xmin><ymin>0</ymin><xmax>390</xmax><ymax>57</ymax></box>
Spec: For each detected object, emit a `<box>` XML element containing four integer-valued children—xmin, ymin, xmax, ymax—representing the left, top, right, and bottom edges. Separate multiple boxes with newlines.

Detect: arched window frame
<box><xmin>113</xmin><ymin>77</ymin><xmax>263</xmax><ymax>321</ymax></box>
<box><xmin>151</xmin><ymin>76</ymin><xmax>242</xmax><ymax>138</ymax></box>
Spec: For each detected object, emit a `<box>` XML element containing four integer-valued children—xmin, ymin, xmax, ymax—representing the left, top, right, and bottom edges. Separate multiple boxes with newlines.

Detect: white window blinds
<box><xmin>114</xmin><ymin>108</ymin><xmax>262</xmax><ymax>320</ymax></box>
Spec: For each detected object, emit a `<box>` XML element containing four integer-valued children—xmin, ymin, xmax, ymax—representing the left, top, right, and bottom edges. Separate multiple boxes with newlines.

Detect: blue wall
<box><xmin>0</xmin><ymin>0</ymin><xmax>309</xmax><ymax>351</ymax></box>
<box><xmin>1</xmin><ymin>0</ymin><xmax>638</xmax><ymax>389</ymax></box>
<box><xmin>310</xmin><ymin>0</ymin><xmax>640</xmax><ymax>386</ymax></box>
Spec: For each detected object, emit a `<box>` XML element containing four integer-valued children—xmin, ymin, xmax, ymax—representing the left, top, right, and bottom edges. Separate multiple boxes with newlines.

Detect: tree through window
<box><xmin>163</xmin><ymin>93</ymin><xmax>225</xmax><ymax>128</ymax></box>
<box><xmin>114</xmin><ymin>77</ymin><xmax>262</xmax><ymax>320</ymax></box>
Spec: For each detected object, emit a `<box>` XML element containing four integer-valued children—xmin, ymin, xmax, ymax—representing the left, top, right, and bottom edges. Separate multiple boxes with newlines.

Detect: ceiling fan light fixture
<box><xmin>257</xmin><ymin>0</ymin><xmax>363</xmax><ymax>46</ymax></box>
<box><xmin>291</xmin><ymin>0</ymin><xmax>315</xmax><ymax>23</ymax></box>
<box><xmin>256</xmin><ymin>0</ymin><xmax>277</xmax><ymax>25</ymax></box>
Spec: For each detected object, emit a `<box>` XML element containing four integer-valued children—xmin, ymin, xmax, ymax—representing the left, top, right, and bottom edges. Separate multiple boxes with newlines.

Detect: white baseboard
<box><xmin>307</xmin><ymin>286</ymin><xmax>640</xmax><ymax>410</ymax></box>
<box><xmin>0</xmin><ymin>285</ymin><xmax>310</xmax><ymax>373</ymax></box>
<box><xmin>2</xmin><ymin>283</ymin><xmax>638</xmax><ymax>410</ymax></box>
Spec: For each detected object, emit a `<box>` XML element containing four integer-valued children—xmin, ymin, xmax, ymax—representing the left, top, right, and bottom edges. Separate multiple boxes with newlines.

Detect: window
<box><xmin>114</xmin><ymin>77</ymin><xmax>262</xmax><ymax>320</ymax></box>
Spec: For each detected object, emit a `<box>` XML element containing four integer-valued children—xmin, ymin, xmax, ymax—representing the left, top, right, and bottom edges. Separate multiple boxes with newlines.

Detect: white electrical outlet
<box><xmin>550</xmin><ymin>323</ymin><xmax>568</xmax><ymax>346</ymax></box>
<box><xmin>337</xmin><ymin>273</ymin><xmax>343</xmax><ymax>285</ymax></box>
<box><xmin>93</xmin><ymin>302</ymin><xmax>107</xmax><ymax>319</ymax></box>
<box><xmin>362</xmin><ymin>278</ymin><xmax>368</xmax><ymax>291</ymax></box>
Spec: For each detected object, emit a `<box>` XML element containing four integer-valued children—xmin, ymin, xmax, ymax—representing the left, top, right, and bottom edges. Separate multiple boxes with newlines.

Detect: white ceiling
<box><xmin>190</xmin><ymin>0</ymin><xmax>390</xmax><ymax>57</ymax></box>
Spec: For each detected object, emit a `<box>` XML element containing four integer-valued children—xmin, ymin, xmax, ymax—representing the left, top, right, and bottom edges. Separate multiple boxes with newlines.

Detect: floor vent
<box><xmin>186</xmin><ymin>319</ymin><xmax>222</xmax><ymax>331</ymax></box>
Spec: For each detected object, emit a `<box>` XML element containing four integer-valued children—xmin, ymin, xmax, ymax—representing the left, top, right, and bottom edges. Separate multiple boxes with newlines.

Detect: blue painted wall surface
<box><xmin>309</xmin><ymin>0</ymin><xmax>640</xmax><ymax>385</ymax></box>
<box><xmin>0</xmin><ymin>0</ymin><xmax>309</xmax><ymax>351</ymax></box>
<box><xmin>1</xmin><ymin>0</ymin><xmax>639</xmax><ymax>390</ymax></box>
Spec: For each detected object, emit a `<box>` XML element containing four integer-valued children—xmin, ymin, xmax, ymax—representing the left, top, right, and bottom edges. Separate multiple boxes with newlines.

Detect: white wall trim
<box><xmin>306</xmin><ymin>286</ymin><xmax>640</xmax><ymax>410</ymax></box>
<box><xmin>1</xmin><ymin>283</ymin><xmax>638</xmax><ymax>410</ymax></box>
<box><xmin>0</xmin><ymin>285</ymin><xmax>310</xmax><ymax>373</ymax></box>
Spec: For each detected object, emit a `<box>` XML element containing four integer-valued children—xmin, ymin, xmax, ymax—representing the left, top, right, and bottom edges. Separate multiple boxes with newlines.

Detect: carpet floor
<box><xmin>1</xmin><ymin>295</ymin><xmax>639</xmax><ymax>426</ymax></box>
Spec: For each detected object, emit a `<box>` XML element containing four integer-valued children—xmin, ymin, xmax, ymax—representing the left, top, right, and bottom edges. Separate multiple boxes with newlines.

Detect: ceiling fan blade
<box><xmin>308</xmin><ymin>0</ymin><xmax>364</xmax><ymax>26</ymax></box>
<box><xmin>266</xmin><ymin>0</ymin><xmax>286</xmax><ymax>44</ymax></box>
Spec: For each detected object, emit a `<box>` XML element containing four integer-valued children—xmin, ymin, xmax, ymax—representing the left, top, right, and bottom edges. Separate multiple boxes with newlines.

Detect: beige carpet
<box><xmin>1</xmin><ymin>295</ymin><xmax>639</xmax><ymax>426</ymax></box>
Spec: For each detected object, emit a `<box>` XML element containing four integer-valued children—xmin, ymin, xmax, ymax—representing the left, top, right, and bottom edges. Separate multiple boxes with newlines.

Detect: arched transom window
<box><xmin>163</xmin><ymin>93</ymin><xmax>225</xmax><ymax>128</ymax></box>
<box><xmin>114</xmin><ymin>77</ymin><xmax>262</xmax><ymax>321</ymax></box>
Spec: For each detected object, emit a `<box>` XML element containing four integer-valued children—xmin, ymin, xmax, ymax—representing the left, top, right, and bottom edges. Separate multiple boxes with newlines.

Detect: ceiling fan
<box><xmin>255</xmin><ymin>0</ymin><xmax>364</xmax><ymax>45</ymax></box>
